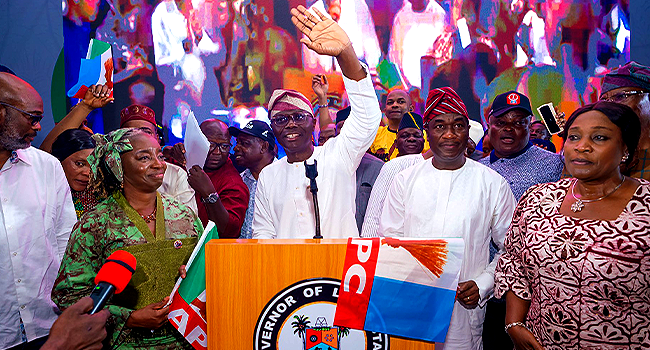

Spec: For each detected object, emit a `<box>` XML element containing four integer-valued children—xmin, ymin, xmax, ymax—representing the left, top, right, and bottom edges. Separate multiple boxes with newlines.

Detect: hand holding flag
<box><xmin>79</xmin><ymin>84</ymin><xmax>114</xmax><ymax>110</ymax></box>
<box><xmin>167</xmin><ymin>221</ymin><xmax>219</xmax><ymax>350</ymax></box>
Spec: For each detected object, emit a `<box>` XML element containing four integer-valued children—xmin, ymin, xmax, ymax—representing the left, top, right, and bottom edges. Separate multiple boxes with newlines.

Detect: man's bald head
<box><xmin>386</xmin><ymin>89</ymin><xmax>410</xmax><ymax>103</ymax></box>
<box><xmin>200</xmin><ymin>118</ymin><xmax>230</xmax><ymax>139</ymax></box>
<box><xmin>384</xmin><ymin>89</ymin><xmax>413</xmax><ymax>122</ymax></box>
<box><xmin>0</xmin><ymin>73</ymin><xmax>43</xmax><ymax>152</ymax></box>
<box><xmin>0</xmin><ymin>73</ymin><xmax>42</xmax><ymax>107</ymax></box>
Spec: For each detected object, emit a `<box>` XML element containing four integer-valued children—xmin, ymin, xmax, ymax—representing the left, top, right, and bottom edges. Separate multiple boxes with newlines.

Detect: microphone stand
<box><xmin>304</xmin><ymin>160</ymin><xmax>322</xmax><ymax>239</ymax></box>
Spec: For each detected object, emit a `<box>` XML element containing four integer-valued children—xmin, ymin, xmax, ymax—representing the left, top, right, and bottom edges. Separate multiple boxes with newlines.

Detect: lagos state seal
<box><xmin>254</xmin><ymin>278</ymin><xmax>390</xmax><ymax>350</ymax></box>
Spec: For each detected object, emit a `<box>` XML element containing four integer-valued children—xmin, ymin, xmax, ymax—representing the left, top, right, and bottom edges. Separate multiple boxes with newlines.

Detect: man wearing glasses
<box><xmin>187</xmin><ymin>119</ymin><xmax>249</xmax><ymax>238</ymax></box>
<box><xmin>0</xmin><ymin>73</ymin><xmax>77</xmax><ymax>348</ymax></box>
<box><xmin>599</xmin><ymin>61</ymin><xmax>650</xmax><ymax>179</ymax></box>
<box><xmin>252</xmin><ymin>6</ymin><xmax>381</xmax><ymax>239</ymax></box>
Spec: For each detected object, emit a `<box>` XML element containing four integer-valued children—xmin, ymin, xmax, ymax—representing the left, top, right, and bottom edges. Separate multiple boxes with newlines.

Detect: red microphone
<box><xmin>89</xmin><ymin>250</ymin><xmax>137</xmax><ymax>314</ymax></box>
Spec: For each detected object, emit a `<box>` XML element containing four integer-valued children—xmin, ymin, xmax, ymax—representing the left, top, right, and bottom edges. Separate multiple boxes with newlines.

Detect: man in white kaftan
<box><xmin>252</xmin><ymin>5</ymin><xmax>381</xmax><ymax>239</ymax></box>
<box><xmin>379</xmin><ymin>87</ymin><xmax>516</xmax><ymax>349</ymax></box>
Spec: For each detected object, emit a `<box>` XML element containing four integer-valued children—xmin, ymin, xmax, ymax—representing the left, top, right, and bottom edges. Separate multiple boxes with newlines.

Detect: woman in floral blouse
<box><xmin>495</xmin><ymin>101</ymin><xmax>650</xmax><ymax>350</ymax></box>
<box><xmin>52</xmin><ymin>128</ymin><xmax>202</xmax><ymax>349</ymax></box>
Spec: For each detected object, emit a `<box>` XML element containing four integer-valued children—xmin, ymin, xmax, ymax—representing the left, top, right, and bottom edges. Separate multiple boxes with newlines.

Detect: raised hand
<box><xmin>187</xmin><ymin>165</ymin><xmax>217</xmax><ymax>198</ymax></box>
<box><xmin>169</xmin><ymin>142</ymin><xmax>187</xmax><ymax>168</ymax></box>
<box><xmin>312</xmin><ymin>75</ymin><xmax>329</xmax><ymax>100</ymax></box>
<box><xmin>557</xmin><ymin>112</ymin><xmax>566</xmax><ymax>129</ymax></box>
<box><xmin>291</xmin><ymin>5</ymin><xmax>351</xmax><ymax>57</ymax></box>
<box><xmin>81</xmin><ymin>84</ymin><xmax>114</xmax><ymax>109</ymax></box>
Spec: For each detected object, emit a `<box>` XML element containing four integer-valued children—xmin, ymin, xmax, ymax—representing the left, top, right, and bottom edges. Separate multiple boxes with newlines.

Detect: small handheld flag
<box><xmin>67</xmin><ymin>39</ymin><xmax>114</xmax><ymax>99</ymax></box>
<box><xmin>167</xmin><ymin>221</ymin><xmax>219</xmax><ymax>350</ymax></box>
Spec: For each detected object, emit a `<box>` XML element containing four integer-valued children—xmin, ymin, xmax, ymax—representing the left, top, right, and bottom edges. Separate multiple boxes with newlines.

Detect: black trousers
<box><xmin>482</xmin><ymin>299</ymin><xmax>514</xmax><ymax>349</ymax></box>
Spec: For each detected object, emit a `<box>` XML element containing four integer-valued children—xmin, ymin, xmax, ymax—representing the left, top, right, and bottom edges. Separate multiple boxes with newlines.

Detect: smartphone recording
<box><xmin>536</xmin><ymin>103</ymin><xmax>563</xmax><ymax>135</ymax></box>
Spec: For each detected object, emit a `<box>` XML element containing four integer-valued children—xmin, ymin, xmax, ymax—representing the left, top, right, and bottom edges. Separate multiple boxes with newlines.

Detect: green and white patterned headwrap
<box><xmin>87</xmin><ymin>128</ymin><xmax>134</xmax><ymax>194</ymax></box>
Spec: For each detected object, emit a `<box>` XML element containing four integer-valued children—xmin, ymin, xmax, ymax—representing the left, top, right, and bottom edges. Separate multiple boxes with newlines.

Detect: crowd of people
<box><xmin>1</xmin><ymin>5</ymin><xmax>649</xmax><ymax>350</ymax></box>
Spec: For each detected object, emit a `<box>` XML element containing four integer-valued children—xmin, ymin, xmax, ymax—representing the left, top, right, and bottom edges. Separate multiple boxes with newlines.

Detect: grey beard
<box><xmin>0</xmin><ymin>117</ymin><xmax>31</xmax><ymax>151</ymax></box>
<box><xmin>0</xmin><ymin>133</ymin><xmax>30</xmax><ymax>151</ymax></box>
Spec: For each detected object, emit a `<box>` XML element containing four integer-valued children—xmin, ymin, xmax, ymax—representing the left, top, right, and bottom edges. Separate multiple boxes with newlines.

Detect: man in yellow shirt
<box><xmin>369</xmin><ymin>89</ymin><xmax>429</xmax><ymax>161</ymax></box>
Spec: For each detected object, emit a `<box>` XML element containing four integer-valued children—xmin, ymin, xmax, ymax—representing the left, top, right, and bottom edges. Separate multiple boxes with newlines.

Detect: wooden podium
<box><xmin>206</xmin><ymin>239</ymin><xmax>436</xmax><ymax>349</ymax></box>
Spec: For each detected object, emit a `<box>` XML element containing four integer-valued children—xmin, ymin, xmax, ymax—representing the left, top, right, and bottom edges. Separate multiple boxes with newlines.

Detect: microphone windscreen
<box><xmin>94</xmin><ymin>250</ymin><xmax>137</xmax><ymax>294</ymax></box>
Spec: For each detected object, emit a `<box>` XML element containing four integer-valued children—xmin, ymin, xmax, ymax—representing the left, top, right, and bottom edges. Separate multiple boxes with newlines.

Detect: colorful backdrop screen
<box><xmin>62</xmin><ymin>0</ymin><xmax>631</xmax><ymax>143</ymax></box>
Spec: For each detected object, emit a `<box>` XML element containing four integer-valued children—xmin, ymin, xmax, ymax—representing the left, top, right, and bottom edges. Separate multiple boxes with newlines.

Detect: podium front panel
<box><xmin>206</xmin><ymin>239</ymin><xmax>436</xmax><ymax>349</ymax></box>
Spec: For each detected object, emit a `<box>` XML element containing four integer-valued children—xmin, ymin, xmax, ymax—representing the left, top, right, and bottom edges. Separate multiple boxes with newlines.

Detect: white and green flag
<box><xmin>168</xmin><ymin>221</ymin><xmax>218</xmax><ymax>350</ymax></box>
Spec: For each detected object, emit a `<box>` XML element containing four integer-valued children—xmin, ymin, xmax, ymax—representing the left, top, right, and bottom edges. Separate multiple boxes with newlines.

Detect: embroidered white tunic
<box><xmin>379</xmin><ymin>158</ymin><xmax>516</xmax><ymax>349</ymax></box>
<box><xmin>252</xmin><ymin>66</ymin><xmax>381</xmax><ymax>239</ymax></box>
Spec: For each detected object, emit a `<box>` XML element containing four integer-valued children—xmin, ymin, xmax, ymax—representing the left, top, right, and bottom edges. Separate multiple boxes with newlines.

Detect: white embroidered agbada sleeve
<box><xmin>327</xmin><ymin>63</ymin><xmax>381</xmax><ymax>176</ymax></box>
<box><xmin>473</xmin><ymin>177</ymin><xmax>516</xmax><ymax>303</ymax></box>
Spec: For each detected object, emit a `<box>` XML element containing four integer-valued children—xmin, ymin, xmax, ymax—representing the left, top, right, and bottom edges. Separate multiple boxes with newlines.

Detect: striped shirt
<box><xmin>361</xmin><ymin>154</ymin><xmax>425</xmax><ymax>237</ymax></box>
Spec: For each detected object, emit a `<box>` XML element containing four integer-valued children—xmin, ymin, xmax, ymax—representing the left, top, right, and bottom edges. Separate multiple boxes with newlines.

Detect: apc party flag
<box><xmin>67</xmin><ymin>39</ymin><xmax>114</xmax><ymax>98</ymax></box>
<box><xmin>167</xmin><ymin>221</ymin><xmax>218</xmax><ymax>350</ymax></box>
<box><xmin>334</xmin><ymin>237</ymin><xmax>464</xmax><ymax>342</ymax></box>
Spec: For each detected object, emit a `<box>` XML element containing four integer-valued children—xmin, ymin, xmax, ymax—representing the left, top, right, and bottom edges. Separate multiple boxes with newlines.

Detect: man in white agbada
<box><xmin>379</xmin><ymin>87</ymin><xmax>516</xmax><ymax>349</ymax></box>
<box><xmin>361</xmin><ymin>119</ymin><xmax>482</xmax><ymax>238</ymax></box>
<box><xmin>252</xmin><ymin>6</ymin><xmax>381</xmax><ymax>239</ymax></box>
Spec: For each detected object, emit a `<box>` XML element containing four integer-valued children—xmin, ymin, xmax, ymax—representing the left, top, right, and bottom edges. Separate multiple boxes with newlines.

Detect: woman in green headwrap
<box><xmin>52</xmin><ymin>128</ymin><xmax>202</xmax><ymax>349</ymax></box>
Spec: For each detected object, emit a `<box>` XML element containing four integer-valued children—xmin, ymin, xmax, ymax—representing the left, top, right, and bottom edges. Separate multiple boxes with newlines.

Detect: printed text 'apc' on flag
<box><xmin>334</xmin><ymin>237</ymin><xmax>464</xmax><ymax>342</ymax></box>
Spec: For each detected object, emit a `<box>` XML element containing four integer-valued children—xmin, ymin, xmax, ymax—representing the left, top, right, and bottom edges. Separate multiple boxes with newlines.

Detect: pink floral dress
<box><xmin>495</xmin><ymin>178</ymin><xmax>650</xmax><ymax>349</ymax></box>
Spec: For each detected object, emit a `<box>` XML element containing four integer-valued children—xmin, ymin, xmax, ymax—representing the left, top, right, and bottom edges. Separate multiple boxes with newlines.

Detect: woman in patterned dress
<box><xmin>495</xmin><ymin>101</ymin><xmax>650</xmax><ymax>350</ymax></box>
<box><xmin>51</xmin><ymin>128</ymin><xmax>103</xmax><ymax>218</ymax></box>
<box><xmin>52</xmin><ymin>128</ymin><xmax>202</xmax><ymax>349</ymax></box>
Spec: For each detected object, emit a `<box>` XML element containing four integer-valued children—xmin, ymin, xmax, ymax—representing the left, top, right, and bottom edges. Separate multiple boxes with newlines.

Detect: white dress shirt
<box><xmin>159</xmin><ymin>162</ymin><xmax>197</xmax><ymax>215</ymax></box>
<box><xmin>379</xmin><ymin>158</ymin><xmax>515</xmax><ymax>349</ymax></box>
<box><xmin>253</xmin><ymin>66</ymin><xmax>381</xmax><ymax>239</ymax></box>
<box><xmin>0</xmin><ymin>147</ymin><xmax>76</xmax><ymax>348</ymax></box>
<box><xmin>361</xmin><ymin>153</ymin><xmax>424</xmax><ymax>237</ymax></box>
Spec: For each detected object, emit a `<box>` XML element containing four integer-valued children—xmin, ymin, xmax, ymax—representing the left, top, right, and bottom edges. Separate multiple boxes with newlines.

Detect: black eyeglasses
<box><xmin>0</xmin><ymin>101</ymin><xmax>44</xmax><ymax>126</ymax></box>
<box><xmin>601</xmin><ymin>90</ymin><xmax>647</xmax><ymax>103</ymax></box>
<box><xmin>209</xmin><ymin>141</ymin><xmax>232</xmax><ymax>153</ymax></box>
<box><xmin>270</xmin><ymin>112</ymin><xmax>313</xmax><ymax>127</ymax></box>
